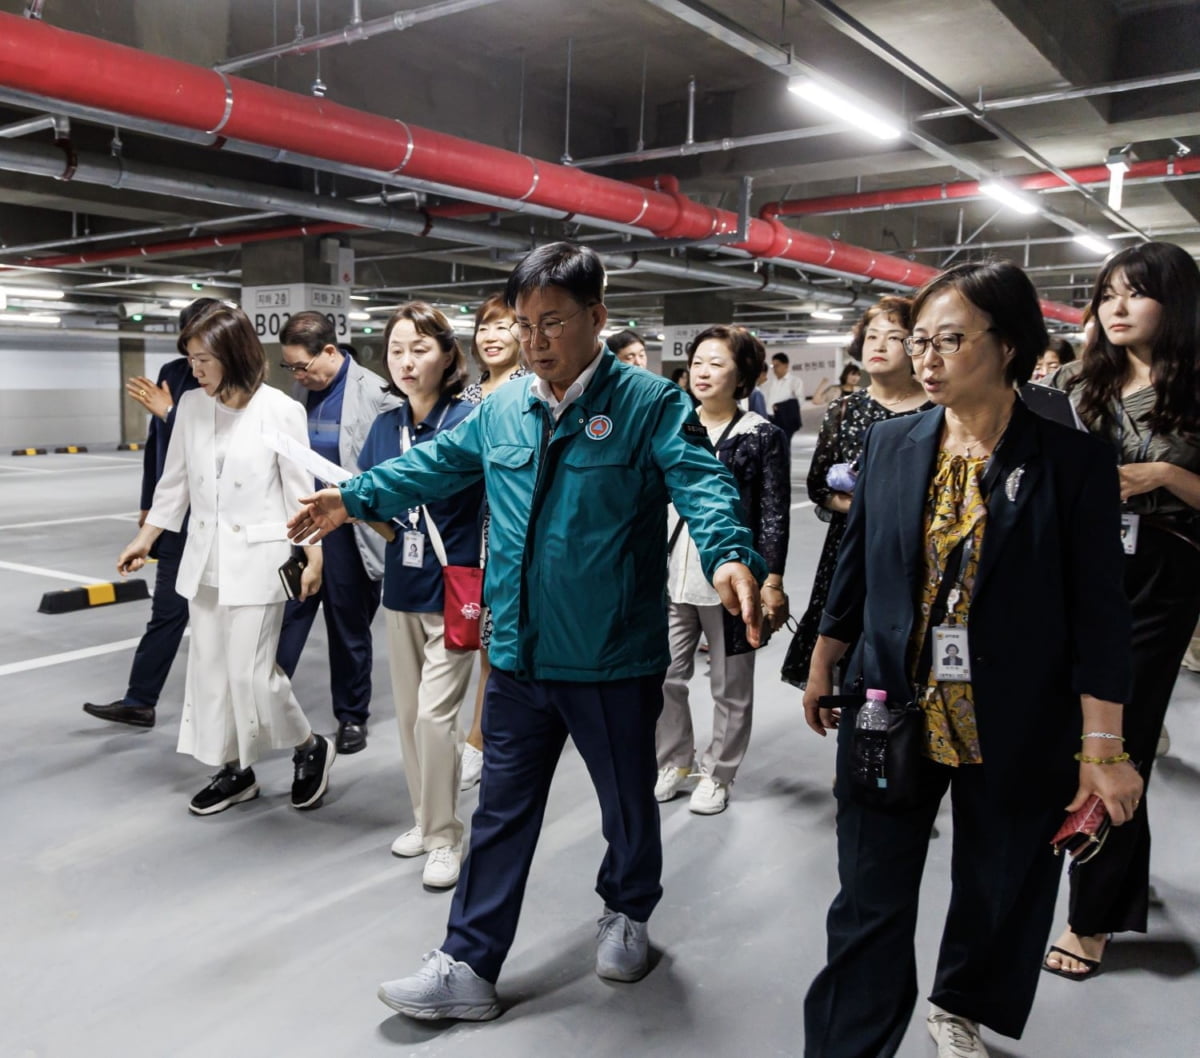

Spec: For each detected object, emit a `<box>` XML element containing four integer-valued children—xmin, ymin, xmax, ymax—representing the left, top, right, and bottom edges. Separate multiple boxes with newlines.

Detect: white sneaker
<box><xmin>460</xmin><ymin>743</ymin><xmax>484</xmax><ymax>790</ymax></box>
<box><xmin>391</xmin><ymin>823</ymin><xmax>424</xmax><ymax>858</ymax></box>
<box><xmin>654</xmin><ymin>763</ymin><xmax>692</xmax><ymax>802</ymax></box>
<box><xmin>689</xmin><ymin>774</ymin><xmax>729</xmax><ymax>815</ymax></box>
<box><xmin>422</xmin><ymin>845</ymin><xmax>462</xmax><ymax>891</ymax></box>
<box><xmin>927</xmin><ymin>1004</ymin><xmax>990</xmax><ymax>1057</ymax></box>
<box><xmin>378</xmin><ymin>949</ymin><xmax>500</xmax><ymax>1021</ymax></box>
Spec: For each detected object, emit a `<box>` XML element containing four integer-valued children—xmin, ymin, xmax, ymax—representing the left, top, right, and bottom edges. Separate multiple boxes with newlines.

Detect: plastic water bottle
<box><xmin>852</xmin><ymin>688</ymin><xmax>891</xmax><ymax>790</ymax></box>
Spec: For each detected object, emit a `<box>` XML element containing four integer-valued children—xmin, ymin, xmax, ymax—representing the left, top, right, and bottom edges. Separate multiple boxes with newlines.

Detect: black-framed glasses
<box><xmin>508</xmin><ymin>304</ymin><xmax>588</xmax><ymax>343</ymax></box>
<box><xmin>279</xmin><ymin>354</ymin><xmax>319</xmax><ymax>374</ymax></box>
<box><xmin>902</xmin><ymin>328</ymin><xmax>996</xmax><ymax>357</ymax></box>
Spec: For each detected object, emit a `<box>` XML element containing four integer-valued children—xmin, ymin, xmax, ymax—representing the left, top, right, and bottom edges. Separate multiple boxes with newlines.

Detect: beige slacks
<box><xmin>657</xmin><ymin>600</ymin><xmax>756</xmax><ymax>784</ymax></box>
<box><xmin>180</xmin><ymin>584</ymin><xmax>312</xmax><ymax>768</ymax></box>
<box><xmin>384</xmin><ymin>608</ymin><xmax>475</xmax><ymax>850</ymax></box>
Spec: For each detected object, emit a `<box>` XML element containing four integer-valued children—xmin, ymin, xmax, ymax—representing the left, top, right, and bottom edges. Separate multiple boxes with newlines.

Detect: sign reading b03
<box><xmin>241</xmin><ymin>284</ymin><xmax>351</xmax><ymax>341</ymax></box>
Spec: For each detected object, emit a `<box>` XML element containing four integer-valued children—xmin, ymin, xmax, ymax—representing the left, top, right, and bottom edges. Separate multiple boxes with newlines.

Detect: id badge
<box><xmin>1120</xmin><ymin>512</ymin><xmax>1140</xmax><ymax>556</ymax></box>
<box><xmin>933</xmin><ymin>625</ymin><xmax>971</xmax><ymax>682</ymax></box>
<box><xmin>402</xmin><ymin>531</ymin><xmax>425</xmax><ymax>568</ymax></box>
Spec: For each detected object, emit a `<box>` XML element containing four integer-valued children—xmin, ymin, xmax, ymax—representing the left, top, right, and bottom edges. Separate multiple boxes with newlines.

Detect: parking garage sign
<box><xmin>241</xmin><ymin>284</ymin><xmax>351</xmax><ymax>341</ymax></box>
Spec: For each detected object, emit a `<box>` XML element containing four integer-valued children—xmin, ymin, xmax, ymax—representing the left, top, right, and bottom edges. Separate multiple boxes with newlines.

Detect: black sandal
<box><xmin>1041</xmin><ymin>942</ymin><xmax>1104</xmax><ymax>981</ymax></box>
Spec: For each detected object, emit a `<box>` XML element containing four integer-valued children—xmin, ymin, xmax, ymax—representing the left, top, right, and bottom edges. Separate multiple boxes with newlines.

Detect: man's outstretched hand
<box><xmin>712</xmin><ymin>562</ymin><xmax>763</xmax><ymax>649</ymax></box>
<box><xmin>288</xmin><ymin>488</ymin><xmax>350</xmax><ymax>544</ymax></box>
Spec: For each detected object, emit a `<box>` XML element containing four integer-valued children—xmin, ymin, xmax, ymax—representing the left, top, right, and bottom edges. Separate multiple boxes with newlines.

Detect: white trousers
<box><xmin>384</xmin><ymin>608</ymin><xmax>475</xmax><ymax>850</ymax></box>
<box><xmin>657</xmin><ymin>600</ymin><xmax>756</xmax><ymax>784</ymax></box>
<box><xmin>180</xmin><ymin>584</ymin><xmax>312</xmax><ymax>768</ymax></box>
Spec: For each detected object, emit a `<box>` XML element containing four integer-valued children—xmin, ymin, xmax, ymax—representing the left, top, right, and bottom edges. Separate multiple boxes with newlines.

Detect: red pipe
<box><xmin>0</xmin><ymin>13</ymin><xmax>1081</xmax><ymax>322</ymax></box>
<box><xmin>2</xmin><ymin>221</ymin><xmax>357</xmax><ymax>270</ymax></box>
<box><xmin>760</xmin><ymin>156</ymin><xmax>1200</xmax><ymax>218</ymax></box>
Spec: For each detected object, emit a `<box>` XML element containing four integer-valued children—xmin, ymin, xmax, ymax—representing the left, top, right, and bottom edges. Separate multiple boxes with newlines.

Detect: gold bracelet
<box><xmin>1074</xmin><ymin>751</ymin><xmax>1131</xmax><ymax>765</ymax></box>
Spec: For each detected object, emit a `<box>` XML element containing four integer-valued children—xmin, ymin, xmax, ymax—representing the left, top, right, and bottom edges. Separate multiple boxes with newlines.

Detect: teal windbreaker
<box><xmin>341</xmin><ymin>351</ymin><xmax>767</xmax><ymax>681</ymax></box>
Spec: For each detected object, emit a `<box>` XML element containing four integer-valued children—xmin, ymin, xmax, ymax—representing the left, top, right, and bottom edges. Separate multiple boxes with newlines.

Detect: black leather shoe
<box><xmin>335</xmin><ymin>721</ymin><xmax>367</xmax><ymax>755</ymax></box>
<box><xmin>83</xmin><ymin>700</ymin><xmax>156</xmax><ymax>728</ymax></box>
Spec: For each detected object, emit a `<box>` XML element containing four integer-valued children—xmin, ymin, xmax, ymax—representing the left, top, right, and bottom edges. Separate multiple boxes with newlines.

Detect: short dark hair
<box><xmin>686</xmin><ymin>325</ymin><xmax>765</xmax><ymax>401</ymax></box>
<box><xmin>909</xmin><ymin>260</ymin><xmax>1047</xmax><ymax>386</ymax></box>
<box><xmin>839</xmin><ymin>362</ymin><xmax>862</xmax><ymax>387</ymax></box>
<box><xmin>608</xmin><ymin>329</ymin><xmax>643</xmax><ymax>355</ymax></box>
<box><xmin>847</xmin><ymin>295</ymin><xmax>913</xmax><ymax>361</ymax></box>
<box><xmin>176</xmin><ymin>297</ymin><xmax>222</xmax><ymax>356</ymax></box>
<box><xmin>771</xmin><ymin>352</ymin><xmax>789</xmax><ymax>366</ymax></box>
<box><xmin>381</xmin><ymin>301</ymin><xmax>468</xmax><ymax>398</ymax></box>
<box><xmin>505</xmin><ymin>241</ymin><xmax>606</xmax><ymax>309</ymax></box>
<box><xmin>179</xmin><ymin>303</ymin><xmax>267</xmax><ymax>398</ymax></box>
<box><xmin>279</xmin><ymin>311</ymin><xmax>337</xmax><ymax>357</ymax></box>
<box><xmin>1045</xmin><ymin>337</ymin><xmax>1076</xmax><ymax>364</ymax></box>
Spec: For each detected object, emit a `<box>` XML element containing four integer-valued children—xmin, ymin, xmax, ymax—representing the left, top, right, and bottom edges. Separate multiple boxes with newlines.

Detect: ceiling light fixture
<box><xmin>350</xmin><ymin>294</ymin><xmax>370</xmax><ymax>301</ymax></box>
<box><xmin>810</xmin><ymin>309</ymin><xmax>844</xmax><ymax>321</ymax></box>
<box><xmin>168</xmin><ymin>298</ymin><xmax>191</xmax><ymax>309</ymax></box>
<box><xmin>348</xmin><ymin>311</ymin><xmax>371</xmax><ymax>321</ymax></box>
<box><xmin>806</xmin><ymin>333</ymin><xmax>855</xmax><ymax>345</ymax></box>
<box><xmin>1</xmin><ymin>312</ymin><xmax>61</xmax><ymax>325</ymax></box>
<box><xmin>1</xmin><ymin>285</ymin><xmax>65</xmax><ymax>300</ymax></box>
<box><xmin>1106</xmin><ymin>148</ymin><xmax>1131</xmax><ymax>210</ymax></box>
<box><xmin>1072</xmin><ymin>232</ymin><xmax>1113</xmax><ymax>256</ymax></box>
<box><xmin>979</xmin><ymin>181</ymin><xmax>1040</xmax><ymax>215</ymax></box>
<box><xmin>787</xmin><ymin>78</ymin><xmax>903</xmax><ymax>141</ymax></box>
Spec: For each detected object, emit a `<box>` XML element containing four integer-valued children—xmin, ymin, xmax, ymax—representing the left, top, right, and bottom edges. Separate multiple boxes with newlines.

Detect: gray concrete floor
<box><xmin>1</xmin><ymin>444</ymin><xmax>1197</xmax><ymax>1058</ymax></box>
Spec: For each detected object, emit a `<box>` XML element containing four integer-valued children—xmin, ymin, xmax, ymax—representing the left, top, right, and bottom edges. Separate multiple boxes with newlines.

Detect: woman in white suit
<box><xmin>117</xmin><ymin>303</ymin><xmax>335</xmax><ymax>816</ymax></box>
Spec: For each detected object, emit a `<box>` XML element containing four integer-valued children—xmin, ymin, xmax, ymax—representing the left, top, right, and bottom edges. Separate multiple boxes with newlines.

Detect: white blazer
<box><xmin>147</xmin><ymin>384</ymin><xmax>314</xmax><ymax>606</ymax></box>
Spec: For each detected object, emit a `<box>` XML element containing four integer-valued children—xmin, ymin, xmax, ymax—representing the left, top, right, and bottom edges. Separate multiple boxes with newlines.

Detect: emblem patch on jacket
<box><xmin>585</xmin><ymin>414</ymin><xmax>613</xmax><ymax>440</ymax></box>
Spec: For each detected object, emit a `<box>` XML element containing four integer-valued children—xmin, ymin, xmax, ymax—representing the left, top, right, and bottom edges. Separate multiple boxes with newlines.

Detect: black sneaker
<box><xmin>189</xmin><ymin>766</ymin><xmax>259</xmax><ymax>816</ymax></box>
<box><xmin>292</xmin><ymin>735</ymin><xmax>335</xmax><ymax>810</ymax></box>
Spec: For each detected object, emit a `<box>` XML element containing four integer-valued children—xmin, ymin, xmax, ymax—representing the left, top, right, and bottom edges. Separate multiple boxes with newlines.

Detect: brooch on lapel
<box><xmin>1004</xmin><ymin>466</ymin><xmax>1025</xmax><ymax>502</ymax></box>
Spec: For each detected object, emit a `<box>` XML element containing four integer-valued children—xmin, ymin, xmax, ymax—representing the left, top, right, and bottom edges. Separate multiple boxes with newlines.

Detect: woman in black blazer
<box><xmin>800</xmin><ymin>261</ymin><xmax>1143</xmax><ymax>1058</ymax></box>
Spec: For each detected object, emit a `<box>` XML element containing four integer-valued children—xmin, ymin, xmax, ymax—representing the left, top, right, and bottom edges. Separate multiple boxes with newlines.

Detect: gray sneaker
<box><xmin>927</xmin><ymin>1004</ymin><xmax>990</xmax><ymax>1057</ymax></box>
<box><xmin>378</xmin><ymin>950</ymin><xmax>500</xmax><ymax>1021</ymax></box>
<box><xmin>595</xmin><ymin>907</ymin><xmax>650</xmax><ymax>982</ymax></box>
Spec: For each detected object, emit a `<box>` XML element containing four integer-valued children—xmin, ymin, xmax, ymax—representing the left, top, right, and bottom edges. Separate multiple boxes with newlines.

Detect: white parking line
<box><xmin>791</xmin><ymin>501</ymin><xmax>813</xmax><ymax>510</ymax></box>
<box><xmin>0</xmin><ymin>559</ymin><xmax>113</xmax><ymax>583</ymax></box>
<box><xmin>0</xmin><ymin>513</ymin><xmax>139</xmax><ymax>532</ymax></box>
<box><xmin>0</xmin><ymin>629</ymin><xmax>190</xmax><ymax>678</ymax></box>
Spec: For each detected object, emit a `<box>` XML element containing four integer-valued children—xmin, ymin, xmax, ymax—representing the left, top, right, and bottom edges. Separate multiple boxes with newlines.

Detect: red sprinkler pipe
<box><xmin>760</xmin><ymin>156</ymin><xmax>1200</xmax><ymax>218</ymax></box>
<box><xmin>0</xmin><ymin>13</ymin><xmax>1082</xmax><ymax>322</ymax></box>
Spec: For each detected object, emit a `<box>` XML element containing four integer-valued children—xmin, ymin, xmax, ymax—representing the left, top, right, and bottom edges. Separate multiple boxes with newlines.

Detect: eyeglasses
<box><xmin>279</xmin><ymin>354</ymin><xmax>319</xmax><ymax>374</ymax></box>
<box><xmin>902</xmin><ymin>328</ymin><xmax>996</xmax><ymax>357</ymax></box>
<box><xmin>508</xmin><ymin>305</ymin><xmax>588</xmax><ymax>344</ymax></box>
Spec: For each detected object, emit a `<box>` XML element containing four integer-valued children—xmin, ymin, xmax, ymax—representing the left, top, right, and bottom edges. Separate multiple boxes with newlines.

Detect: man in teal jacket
<box><xmin>289</xmin><ymin>242</ymin><xmax>767</xmax><ymax>1021</ymax></box>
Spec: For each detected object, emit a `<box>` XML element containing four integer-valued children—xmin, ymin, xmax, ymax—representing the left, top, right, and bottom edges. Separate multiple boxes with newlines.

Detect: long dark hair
<box><xmin>1068</xmin><ymin>241</ymin><xmax>1200</xmax><ymax>435</ymax></box>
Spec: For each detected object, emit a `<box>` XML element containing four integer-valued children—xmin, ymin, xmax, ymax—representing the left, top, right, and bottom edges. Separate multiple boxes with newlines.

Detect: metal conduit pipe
<box><xmin>0</xmin><ymin>15</ymin><xmax>1083</xmax><ymax>322</ymax></box>
<box><xmin>215</xmin><ymin>0</ymin><xmax>507</xmax><ymax>73</ymax></box>
<box><xmin>761</xmin><ymin>155</ymin><xmax>1200</xmax><ymax>218</ymax></box>
<box><xmin>0</xmin><ymin>113</ymin><xmax>57</xmax><ymax>138</ymax></box>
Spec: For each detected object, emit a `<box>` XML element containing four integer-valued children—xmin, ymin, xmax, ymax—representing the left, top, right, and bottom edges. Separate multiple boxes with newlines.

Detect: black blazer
<box><xmin>139</xmin><ymin>356</ymin><xmax>200</xmax><ymax>511</ymax></box>
<box><xmin>819</xmin><ymin>398</ymin><xmax>1132</xmax><ymax>800</ymax></box>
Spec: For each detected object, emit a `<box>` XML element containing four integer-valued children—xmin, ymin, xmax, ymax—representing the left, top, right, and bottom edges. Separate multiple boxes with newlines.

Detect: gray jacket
<box><xmin>293</xmin><ymin>356</ymin><xmax>400</xmax><ymax>580</ymax></box>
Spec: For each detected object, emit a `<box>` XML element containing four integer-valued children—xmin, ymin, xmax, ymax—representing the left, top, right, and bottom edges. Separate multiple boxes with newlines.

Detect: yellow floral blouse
<box><xmin>909</xmin><ymin>451</ymin><xmax>989</xmax><ymax>766</ymax></box>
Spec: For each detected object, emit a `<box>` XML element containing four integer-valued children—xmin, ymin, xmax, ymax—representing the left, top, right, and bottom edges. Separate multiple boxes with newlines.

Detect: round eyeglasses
<box><xmin>508</xmin><ymin>304</ymin><xmax>588</xmax><ymax>343</ymax></box>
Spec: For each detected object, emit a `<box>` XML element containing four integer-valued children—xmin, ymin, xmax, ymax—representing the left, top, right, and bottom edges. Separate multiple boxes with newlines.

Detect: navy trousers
<box><xmin>441</xmin><ymin>667</ymin><xmax>666</xmax><ymax>983</ymax></box>
<box><xmin>803</xmin><ymin>754</ymin><xmax>1066</xmax><ymax>1057</ymax></box>
<box><xmin>124</xmin><ymin>529</ymin><xmax>189</xmax><ymax>709</ymax></box>
<box><xmin>275</xmin><ymin>523</ymin><xmax>381</xmax><ymax>725</ymax></box>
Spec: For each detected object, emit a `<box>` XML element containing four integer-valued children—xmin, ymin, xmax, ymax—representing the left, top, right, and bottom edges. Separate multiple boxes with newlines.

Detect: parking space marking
<box><xmin>0</xmin><ymin>630</ymin><xmax>190</xmax><ymax>678</ymax></box>
<box><xmin>0</xmin><ymin>513</ymin><xmax>139</xmax><ymax>532</ymax></box>
<box><xmin>0</xmin><ymin>559</ymin><xmax>113</xmax><ymax>583</ymax></box>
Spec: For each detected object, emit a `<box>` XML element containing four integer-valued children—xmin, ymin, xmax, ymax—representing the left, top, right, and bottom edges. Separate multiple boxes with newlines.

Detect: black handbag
<box><xmin>277</xmin><ymin>547</ymin><xmax>307</xmax><ymax>601</ymax></box>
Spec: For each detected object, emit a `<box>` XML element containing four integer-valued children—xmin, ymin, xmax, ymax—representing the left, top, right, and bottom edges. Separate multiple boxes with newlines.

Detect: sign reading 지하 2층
<box><xmin>241</xmin><ymin>284</ymin><xmax>351</xmax><ymax>342</ymax></box>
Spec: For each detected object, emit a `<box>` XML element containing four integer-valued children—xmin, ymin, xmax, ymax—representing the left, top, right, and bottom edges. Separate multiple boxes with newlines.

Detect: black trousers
<box><xmin>1068</xmin><ymin>524</ymin><xmax>1200</xmax><ymax>935</ymax></box>
<box><xmin>275</xmin><ymin>523</ymin><xmax>381</xmax><ymax>725</ymax></box>
<box><xmin>124</xmin><ymin>529</ymin><xmax>188</xmax><ymax>709</ymax></box>
<box><xmin>803</xmin><ymin>754</ymin><xmax>1066</xmax><ymax>1057</ymax></box>
<box><xmin>441</xmin><ymin>667</ymin><xmax>665</xmax><ymax>983</ymax></box>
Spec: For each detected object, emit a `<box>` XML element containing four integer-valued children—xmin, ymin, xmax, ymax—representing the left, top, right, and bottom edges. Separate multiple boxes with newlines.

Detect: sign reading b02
<box><xmin>241</xmin><ymin>284</ymin><xmax>351</xmax><ymax>341</ymax></box>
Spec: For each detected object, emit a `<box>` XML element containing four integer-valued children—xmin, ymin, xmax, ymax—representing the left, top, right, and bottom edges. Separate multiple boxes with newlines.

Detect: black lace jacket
<box><xmin>714</xmin><ymin>416</ymin><xmax>791</xmax><ymax>576</ymax></box>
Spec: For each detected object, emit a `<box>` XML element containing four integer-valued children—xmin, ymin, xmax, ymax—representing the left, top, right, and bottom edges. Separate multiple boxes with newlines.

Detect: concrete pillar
<box><xmin>118</xmin><ymin>322</ymin><xmax>148</xmax><ymax>446</ymax></box>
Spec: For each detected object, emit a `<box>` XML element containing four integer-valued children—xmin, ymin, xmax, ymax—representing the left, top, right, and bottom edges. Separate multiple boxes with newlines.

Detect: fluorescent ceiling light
<box><xmin>787</xmin><ymin>78</ymin><xmax>903</xmax><ymax>141</ymax></box>
<box><xmin>810</xmin><ymin>309</ymin><xmax>844</xmax><ymax>321</ymax></box>
<box><xmin>1072</xmin><ymin>233</ymin><xmax>1113</xmax><ymax>256</ymax></box>
<box><xmin>168</xmin><ymin>298</ymin><xmax>191</xmax><ymax>309</ymax></box>
<box><xmin>979</xmin><ymin>181</ymin><xmax>1040</xmax><ymax>215</ymax></box>
<box><xmin>1</xmin><ymin>285</ymin><xmax>65</xmax><ymax>300</ymax></box>
<box><xmin>350</xmin><ymin>294</ymin><xmax>371</xmax><ymax>301</ymax></box>
<box><xmin>2</xmin><ymin>312</ymin><xmax>61</xmax><ymax>324</ymax></box>
<box><xmin>806</xmin><ymin>333</ymin><xmax>855</xmax><ymax>345</ymax></box>
<box><xmin>348</xmin><ymin>311</ymin><xmax>371</xmax><ymax>321</ymax></box>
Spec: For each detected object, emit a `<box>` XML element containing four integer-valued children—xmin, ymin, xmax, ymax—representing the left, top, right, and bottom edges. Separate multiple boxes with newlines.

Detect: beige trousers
<box><xmin>180</xmin><ymin>584</ymin><xmax>312</xmax><ymax>768</ymax></box>
<box><xmin>657</xmin><ymin>600</ymin><xmax>756</xmax><ymax>784</ymax></box>
<box><xmin>384</xmin><ymin>608</ymin><xmax>475</xmax><ymax>850</ymax></box>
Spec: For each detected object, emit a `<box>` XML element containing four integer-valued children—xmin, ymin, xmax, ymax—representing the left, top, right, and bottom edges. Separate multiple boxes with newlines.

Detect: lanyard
<box><xmin>400</xmin><ymin>401</ymin><xmax>452</xmax><ymax>528</ymax></box>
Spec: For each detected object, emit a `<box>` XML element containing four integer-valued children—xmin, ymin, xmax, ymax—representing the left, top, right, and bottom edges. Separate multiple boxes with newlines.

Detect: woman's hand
<box><xmin>825</xmin><ymin>492</ymin><xmax>853</xmax><ymax>515</ymax></box>
<box><xmin>760</xmin><ymin>584</ymin><xmax>789</xmax><ymax>633</ymax></box>
<box><xmin>117</xmin><ymin>537</ymin><xmax>151</xmax><ymax>575</ymax></box>
<box><xmin>1069</xmin><ymin>761</ymin><xmax>1144</xmax><ymax>827</ymax></box>
<box><xmin>1118</xmin><ymin>462</ymin><xmax>1168</xmax><ymax>500</ymax></box>
<box><xmin>288</xmin><ymin>489</ymin><xmax>349</xmax><ymax>543</ymax></box>
<box><xmin>298</xmin><ymin>561</ymin><xmax>323</xmax><ymax>601</ymax></box>
<box><xmin>803</xmin><ymin>665</ymin><xmax>839</xmax><ymax>736</ymax></box>
<box><xmin>126</xmin><ymin>376</ymin><xmax>173</xmax><ymax>420</ymax></box>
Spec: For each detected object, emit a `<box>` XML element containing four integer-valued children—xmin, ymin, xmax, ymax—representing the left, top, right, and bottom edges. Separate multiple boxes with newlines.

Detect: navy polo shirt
<box><xmin>357</xmin><ymin>394</ymin><xmax>484</xmax><ymax>612</ymax></box>
<box><xmin>305</xmin><ymin>353</ymin><xmax>349</xmax><ymax>471</ymax></box>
